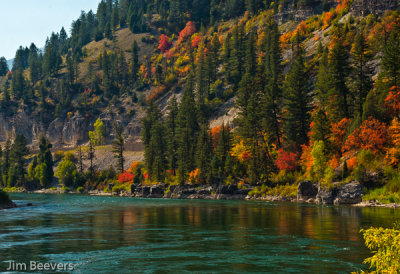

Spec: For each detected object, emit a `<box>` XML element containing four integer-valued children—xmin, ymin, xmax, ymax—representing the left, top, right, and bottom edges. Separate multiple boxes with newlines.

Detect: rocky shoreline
<box><xmin>21</xmin><ymin>181</ymin><xmax>400</xmax><ymax>208</ymax></box>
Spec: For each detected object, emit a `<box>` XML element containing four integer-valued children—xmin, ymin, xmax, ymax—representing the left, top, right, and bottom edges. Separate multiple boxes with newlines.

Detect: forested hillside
<box><xmin>0</xmin><ymin>0</ymin><xmax>400</xmax><ymax>202</ymax></box>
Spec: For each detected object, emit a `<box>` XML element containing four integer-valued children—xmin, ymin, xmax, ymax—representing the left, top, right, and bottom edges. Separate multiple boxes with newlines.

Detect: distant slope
<box><xmin>6</xmin><ymin>58</ymin><xmax>13</xmax><ymax>70</ymax></box>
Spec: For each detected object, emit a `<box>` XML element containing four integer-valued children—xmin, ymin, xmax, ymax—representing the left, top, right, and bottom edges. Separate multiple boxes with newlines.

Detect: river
<box><xmin>0</xmin><ymin>194</ymin><xmax>399</xmax><ymax>273</ymax></box>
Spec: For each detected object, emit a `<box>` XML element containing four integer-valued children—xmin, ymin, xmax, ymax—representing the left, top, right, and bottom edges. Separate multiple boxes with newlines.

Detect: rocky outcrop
<box><xmin>297</xmin><ymin>181</ymin><xmax>364</xmax><ymax>205</ymax></box>
<box><xmin>275</xmin><ymin>0</ymin><xmax>336</xmax><ymax>23</ymax></box>
<box><xmin>334</xmin><ymin>182</ymin><xmax>363</xmax><ymax>205</ymax></box>
<box><xmin>129</xmin><ymin>183</ymin><xmax>250</xmax><ymax>200</ymax></box>
<box><xmin>297</xmin><ymin>181</ymin><xmax>318</xmax><ymax>202</ymax></box>
<box><xmin>316</xmin><ymin>186</ymin><xmax>335</xmax><ymax>205</ymax></box>
<box><xmin>351</xmin><ymin>0</ymin><xmax>399</xmax><ymax>17</ymax></box>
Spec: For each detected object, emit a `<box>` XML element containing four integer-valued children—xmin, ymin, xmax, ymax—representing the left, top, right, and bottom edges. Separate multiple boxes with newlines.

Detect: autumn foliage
<box><xmin>178</xmin><ymin>21</ymin><xmax>196</xmax><ymax>44</ymax></box>
<box><xmin>343</xmin><ymin>118</ymin><xmax>388</xmax><ymax>155</ymax></box>
<box><xmin>275</xmin><ymin>149</ymin><xmax>298</xmax><ymax>172</ymax></box>
<box><xmin>118</xmin><ymin>172</ymin><xmax>134</xmax><ymax>183</ymax></box>
<box><xmin>158</xmin><ymin>34</ymin><xmax>172</xmax><ymax>53</ymax></box>
<box><xmin>385</xmin><ymin>86</ymin><xmax>400</xmax><ymax>118</ymax></box>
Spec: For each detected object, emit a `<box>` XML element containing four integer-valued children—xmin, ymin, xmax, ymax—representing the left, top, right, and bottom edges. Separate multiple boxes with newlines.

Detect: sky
<box><xmin>0</xmin><ymin>0</ymin><xmax>101</xmax><ymax>60</ymax></box>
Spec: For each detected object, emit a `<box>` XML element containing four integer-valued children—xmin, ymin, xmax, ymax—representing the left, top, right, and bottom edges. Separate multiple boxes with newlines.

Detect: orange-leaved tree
<box><xmin>343</xmin><ymin>117</ymin><xmax>387</xmax><ymax>155</ymax></box>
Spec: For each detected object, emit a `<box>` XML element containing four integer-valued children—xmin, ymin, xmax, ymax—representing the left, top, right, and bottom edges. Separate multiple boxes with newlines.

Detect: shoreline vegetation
<box><xmin>3</xmin><ymin>182</ymin><xmax>400</xmax><ymax>209</ymax></box>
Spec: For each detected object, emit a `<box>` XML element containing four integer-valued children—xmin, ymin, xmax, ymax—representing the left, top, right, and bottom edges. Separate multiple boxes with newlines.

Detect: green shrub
<box><xmin>76</xmin><ymin>187</ymin><xmax>84</xmax><ymax>193</ymax></box>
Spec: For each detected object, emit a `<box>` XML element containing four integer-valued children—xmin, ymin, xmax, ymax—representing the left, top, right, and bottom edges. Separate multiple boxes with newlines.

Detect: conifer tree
<box><xmin>176</xmin><ymin>75</ymin><xmax>199</xmax><ymax>183</ymax></box>
<box><xmin>166</xmin><ymin>96</ymin><xmax>179</xmax><ymax>174</ymax></box>
<box><xmin>262</xmin><ymin>22</ymin><xmax>283</xmax><ymax>147</ymax></box>
<box><xmin>131</xmin><ymin>40</ymin><xmax>140</xmax><ymax>84</ymax></box>
<box><xmin>283</xmin><ymin>47</ymin><xmax>312</xmax><ymax>146</ymax></box>
<box><xmin>350</xmin><ymin>32</ymin><xmax>373</xmax><ymax>121</ymax></box>
<box><xmin>0</xmin><ymin>57</ymin><xmax>9</xmax><ymax>76</ymax></box>
<box><xmin>315</xmin><ymin>47</ymin><xmax>332</xmax><ymax>109</ymax></box>
<box><xmin>9</xmin><ymin>134</ymin><xmax>29</xmax><ymax>187</ymax></box>
<box><xmin>37</xmin><ymin>136</ymin><xmax>54</xmax><ymax>188</ymax></box>
<box><xmin>382</xmin><ymin>28</ymin><xmax>400</xmax><ymax>87</ymax></box>
<box><xmin>112</xmin><ymin>122</ymin><xmax>125</xmax><ymax>173</ymax></box>
<box><xmin>195</xmin><ymin>124</ymin><xmax>213</xmax><ymax>183</ymax></box>
<box><xmin>329</xmin><ymin>38</ymin><xmax>351</xmax><ymax>118</ymax></box>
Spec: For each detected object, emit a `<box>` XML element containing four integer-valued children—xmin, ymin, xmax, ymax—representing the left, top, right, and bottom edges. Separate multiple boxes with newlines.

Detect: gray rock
<box><xmin>297</xmin><ymin>181</ymin><xmax>318</xmax><ymax>201</ymax></box>
<box><xmin>334</xmin><ymin>182</ymin><xmax>363</xmax><ymax>205</ymax></box>
<box><xmin>149</xmin><ymin>185</ymin><xmax>164</xmax><ymax>198</ymax></box>
<box><xmin>316</xmin><ymin>185</ymin><xmax>335</xmax><ymax>205</ymax></box>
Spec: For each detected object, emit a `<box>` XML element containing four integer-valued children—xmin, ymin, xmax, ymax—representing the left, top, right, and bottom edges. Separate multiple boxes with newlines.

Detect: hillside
<box><xmin>0</xmin><ymin>0</ymin><xmax>400</xmax><ymax>204</ymax></box>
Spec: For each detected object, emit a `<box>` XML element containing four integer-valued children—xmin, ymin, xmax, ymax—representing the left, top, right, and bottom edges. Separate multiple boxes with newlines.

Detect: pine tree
<box><xmin>0</xmin><ymin>57</ymin><xmax>9</xmax><ymax>76</ymax></box>
<box><xmin>112</xmin><ymin>122</ymin><xmax>125</xmax><ymax>173</ymax></box>
<box><xmin>9</xmin><ymin>134</ymin><xmax>29</xmax><ymax>187</ymax></box>
<box><xmin>176</xmin><ymin>75</ymin><xmax>199</xmax><ymax>183</ymax></box>
<box><xmin>382</xmin><ymin>28</ymin><xmax>400</xmax><ymax>87</ymax></box>
<box><xmin>195</xmin><ymin>124</ymin><xmax>213</xmax><ymax>183</ymax></box>
<box><xmin>37</xmin><ymin>136</ymin><xmax>54</xmax><ymax>188</ymax></box>
<box><xmin>315</xmin><ymin>47</ymin><xmax>332</xmax><ymax>108</ymax></box>
<box><xmin>283</xmin><ymin>47</ymin><xmax>312</xmax><ymax>146</ymax></box>
<box><xmin>166</xmin><ymin>96</ymin><xmax>179</xmax><ymax>174</ymax></box>
<box><xmin>350</xmin><ymin>32</ymin><xmax>373</xmax><ymax>121</ymax></box>
<box><xmin>131</xmin><ymin>40</ymin><xmax>140</xmax><ymax>84</ymax></box>
<box><xmin>329</xmin><ymin>38</ymin><xmax>351</xmax><ymax>118</ymax></box>
<box><xmin>262</xmin><ymin>22</ymin><xmax>283</xmax><ymax>147</ymax></box>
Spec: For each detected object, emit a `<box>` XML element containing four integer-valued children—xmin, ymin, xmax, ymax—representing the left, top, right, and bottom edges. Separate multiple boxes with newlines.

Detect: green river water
<box><xmin>1</xmin><ymin>193</ymin><xmax>399</xmax><ymax>273</ymax></box>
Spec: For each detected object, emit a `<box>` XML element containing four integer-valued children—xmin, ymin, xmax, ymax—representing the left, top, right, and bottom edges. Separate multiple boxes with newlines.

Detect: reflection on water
<box><xmin>0</xmin><ymin>194</ymin><xmax>399</xmax><ymax>273</ymax></box>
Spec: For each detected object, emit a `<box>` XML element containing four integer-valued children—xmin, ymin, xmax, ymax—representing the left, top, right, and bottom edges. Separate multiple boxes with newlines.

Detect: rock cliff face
<box><xmin>0</xmin><ymin>109</ymin><xmax>143</xmax><ymax>150</ymax></box>
<box><xmin>275</xmin><ymin>1</ymin><xmax>337</xmax><ymax>23</ymax></box>
<box><xmin>351</xmin><ymin>0</ymin><xmax>399</xmax><ymax>16</ymax></box>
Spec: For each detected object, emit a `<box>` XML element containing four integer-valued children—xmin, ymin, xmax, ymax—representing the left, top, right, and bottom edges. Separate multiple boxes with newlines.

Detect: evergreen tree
<box><xmin>382</xmin><ymin>28</ymin><xmax>400</xmax><ymax>87</ymax></box>
<box><xmin>0</xmin><ymin>57</ymin><xmax>9</xmax><ymax>76</ymax></box>
<box><xmin>329</xmin><ymin>38</ymin><xmax>351</xmax><ymax>118</ymax></box>
<box><xmin>166</xmin><ymin>96</ymin><xmax>179</xmax><ymax>174</ymax></box>
<box><xmin>131</xmin><ymin>40</ymin><xmax>140</xmax><ymax>84</ymax></box>
<box><xmin>349</xmin><ymin>32</ymin><xmax>373</xmax><ymax>121</ymax></box>
<box><xmin>28</xmin><ymin>43</ymin><xmax>41</xmax><ymax>84</ymax></box>
<box><xmin>283</xmin><ymin>47</ymin><xmax>312</xmax><ymax>146</ymax></box>
<box><xmin>36</xmin><ymin>136</ymin><xmax>54</xmax><ymax>188</ymax></box>
<box><xmin>9</xmin><ymin>134</ymin><xmax>29</xmax><ymax>187</ymax></box>
<box><xmin>176</xmin><ymin>75</ymin><xmax>199</xmax><ymax>183</ymax></box>
<box><xmin>112</xmin><ymin>122</ymin><xmax>125</xmax><ymax>173</ymax></box>
<box><xmin>315</xmin><ymin>47</ymin><xmax>332</xmax><ymax>109</ymax></box>
<box><xmin>262</xmin><ymin>22</ymin><xmax>283</xmax><ymax>147</ymax></box>
<box><xmin>195</xmin><ymin>124</ymin><xmax>213</xmax><ymax>183</ymax></box>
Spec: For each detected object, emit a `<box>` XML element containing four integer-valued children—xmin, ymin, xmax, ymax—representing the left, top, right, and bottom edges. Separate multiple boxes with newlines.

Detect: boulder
<box><xmin>217</xmin><ymin>184</ymin><xmax>238</xmax><ymax>195</ymax></box>
<box><xmin>297</xmin><ymin>181</ymin><xmax>318</xmax><ymax>201</ymax></box>
<box><xmin>316</xmin><ymin>185</ymin><xmax>335</xmax><ymax>205</ymax></box>
<box><xmin>334</xmin><ymin>182</ymin><xmax>363</xmax><ymax>205</ymax></box>
<box><xmin>149</xmin><ymin>185</ymin><xmax>165</xmax><ymax>198</ymax></box>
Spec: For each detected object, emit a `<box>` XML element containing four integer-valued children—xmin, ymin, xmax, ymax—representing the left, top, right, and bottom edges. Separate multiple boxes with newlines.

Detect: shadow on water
<box><xmin>0</xmin><ymin>194</ymin><xmax>399</xmax><ymax>273</ymax></box>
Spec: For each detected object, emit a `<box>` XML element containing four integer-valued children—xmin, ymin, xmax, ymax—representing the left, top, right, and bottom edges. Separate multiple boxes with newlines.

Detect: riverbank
<box><xmin>12</xmin><ymin>181</ymin><xmax>398</xmax><ymax>209</ymax></box>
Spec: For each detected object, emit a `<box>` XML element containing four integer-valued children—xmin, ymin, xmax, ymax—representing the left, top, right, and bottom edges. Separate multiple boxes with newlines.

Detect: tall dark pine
<box><xmin>350</xmin><ymin>32</ymin><xmax>373</xmax><ymax>121</ymax></box>
<box><xmin>329</xmin><ymin>38</ymin><xmax>351</xmax><ymax>118</ymax></box>
<box><xmin>0</xmin><ymin>57</ymin><xmax>9</xmax><ymax>76</ymax></box>
<box><xmin>131</xmin><ymin>40</ymin><xmax>140</xmax><ymax>84</ymax></box>
<box><xmin>382</xmin><ymin>28</ymin><xmax>400</xmax><ymax>87</ymax></box>
<box><xmin>262</xmin><ymin>22</ymin><xmax>283</xmax><ymax>147</ymax></box>
<box><xmin>112</xmin><ymin>122</ymin><xmax>125</xmax><ymax>173</ymax></box>
<box><xmin>283</xmin><ymin>47</ymin><xmax>312</xmax><ymax>146</ymax></box>
<box><xmin>9</xmin><ymin>135</ymin><xmax>29</xmax><ymax>187</ymax></box>
<box><xmin>166</xmin><ymin>96</ymin><xmax>179</xmax><ymax>175</ymax></box>
<box><xmin>176</xmin><ymin>75</ymin><xmax>199</xmax><ymax>183</ymax></box>
<box><xmin>195</xmin><ymin>124</ymin><xmax>213</xmax><ymax>183</ymax></box>
<box><xmin>37</xmin><ymin>136</ymin><xmax>54</xmax><ymax>188</ymax></box>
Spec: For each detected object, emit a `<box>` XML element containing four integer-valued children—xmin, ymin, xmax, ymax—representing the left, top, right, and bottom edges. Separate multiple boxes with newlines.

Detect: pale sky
<box><xmin>0</xmin><ymin>0</ymin><xmax>101</xmax><ymax>59</ymax></box>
